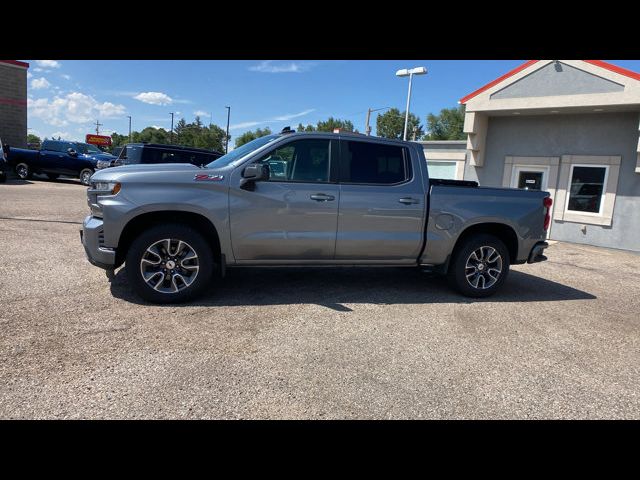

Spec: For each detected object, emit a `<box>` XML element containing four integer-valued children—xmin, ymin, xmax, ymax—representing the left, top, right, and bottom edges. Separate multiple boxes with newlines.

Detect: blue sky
<box><xmin>23</xmin><ymin>60</ymin><xmax>640</xmax><ymax>146</ymax></box>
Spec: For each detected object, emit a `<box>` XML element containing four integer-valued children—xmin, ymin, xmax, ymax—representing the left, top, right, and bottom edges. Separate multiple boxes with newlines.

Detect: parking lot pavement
<box><xmin>0</xmin><ymin>178</ymin><xmax>638</xmax><ymax>419</ymax></box>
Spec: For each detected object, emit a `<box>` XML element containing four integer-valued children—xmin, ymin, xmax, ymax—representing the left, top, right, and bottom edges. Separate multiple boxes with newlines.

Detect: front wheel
<box><xmin>79</xmin><ymin>168</ymin><xmax>93</xmax><ymax>186</ymax></box>
<box><xmin>15</xmin><ymin>163</ymin><xmax>32</xmax><ymax>180</ymax></box>
<box><xmin>125</xmin><ymin>224</ymin><xmax>214</xmax><ymax>303</ymax></box>
<box><xmin>447</xmin><ymin>234</ymin><xmax>510</xmax><ymax>298</ymax></box>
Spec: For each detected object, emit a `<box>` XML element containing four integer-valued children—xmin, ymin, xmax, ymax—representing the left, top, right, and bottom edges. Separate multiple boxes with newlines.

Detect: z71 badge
<box><xmin>194</xmin><ymin>174</ymin><xmax>224</xmax><ymax>181</ymax></box>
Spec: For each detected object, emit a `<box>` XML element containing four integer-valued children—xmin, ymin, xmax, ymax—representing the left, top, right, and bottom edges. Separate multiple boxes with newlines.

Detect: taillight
<box><xmin>543</xmin><ymin>197</ymin><xmax>552</xmax><ymax>231</ymax></box>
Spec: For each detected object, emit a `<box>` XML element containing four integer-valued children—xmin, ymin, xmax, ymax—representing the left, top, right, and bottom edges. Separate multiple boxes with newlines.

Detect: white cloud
<box><xmin>194</xmin><ymin>110</ymin><xmax>210</xmax><ymax>117</ymax></box>
<box><xmin>27</xmin><ymin>72</ymin><xmax>33</xmax><ymax>79</ymax></box>
<box><xmin>31</xmin><ymin>77</ymin><xmax>51</xmax><ymax>90</ymax></box>
<box><xmin>229</xmin><ymin>121</ymin><xmax>261</xmax><ymax>131</ymax></box>
<box><xmin>61</xmin><ymin>74</ymin><xmax>71</xmax><ymax>80</ymax></box>
<box><xmin>33</xmin><ymin>67</ymin><xmax>43</xmax><ymax>72</ymax></box>
<box><xmin>249</xmin><ymin>61</ymin><xmax>315</xmax><ymax>73</ymax></box>
<box><xmin>273</xmin><ymin>109</ymin><xmax>316</xmax><ymax>121</ymax></box>
<box><xmin>134</xmin><ymin>91</ymin><xmax>173</xmax><ymax>105</ymax></box>
<box><xmin>36</xmin><ymin>60</ymin><xmax>61</xmax><ymax>69</ymax></box>
<box><xmin>229</xmin><ymin>109</ymin><xmax>315</xmax><ymax>131</ymax></box>
<box><xmin>28</xmin><ymin>92</ymin><xmax>126</xmax><ymax>128</ymax></box>
<box><xmin>151</xmin><ymin>125</ymin><xmax>168</xmax><ymax>130</ymax></box>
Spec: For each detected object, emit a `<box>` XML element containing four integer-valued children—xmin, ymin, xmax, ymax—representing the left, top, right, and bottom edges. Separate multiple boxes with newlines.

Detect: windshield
<box><xmin>75</xmin><ymin>143</ymin><xmax>104</xmax><ymax>155</ymax></box>
<box><xmin>206</xmin><ymin>134</ymin><xmax>280</xmax><ymax>168</ymax></box>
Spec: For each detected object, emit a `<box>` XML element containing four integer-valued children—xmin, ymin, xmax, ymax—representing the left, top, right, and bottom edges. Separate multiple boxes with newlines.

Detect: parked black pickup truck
<box><xmin>7</xmin><ymin>139</ymin><xmax>117</xmax><ymax>185</ymax></box>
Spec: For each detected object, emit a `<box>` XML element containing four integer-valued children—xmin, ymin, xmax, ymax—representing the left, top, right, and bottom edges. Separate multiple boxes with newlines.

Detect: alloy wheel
<box><xmin>139</xmin><ymin>238</ymin><xmax>200</xmax><ymax>294</ymax></box>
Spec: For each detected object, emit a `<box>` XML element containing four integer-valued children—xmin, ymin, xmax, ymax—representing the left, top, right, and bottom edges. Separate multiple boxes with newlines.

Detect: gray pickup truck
<box><xmin>81</xmin><ymin>130</ymin><xmax>552</xmax><ymax>303</ymax></box>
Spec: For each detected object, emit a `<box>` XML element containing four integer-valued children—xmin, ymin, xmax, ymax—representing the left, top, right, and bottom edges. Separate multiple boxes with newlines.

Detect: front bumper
<box><xmin>81</xmin><ymin>215</ymin><xmax>116</xmax><ymax>270</ymax></box>
<box><xmin>527</xmin><ymin>241</ymin><xmax>549</xmax><ymax>263</ymax></box>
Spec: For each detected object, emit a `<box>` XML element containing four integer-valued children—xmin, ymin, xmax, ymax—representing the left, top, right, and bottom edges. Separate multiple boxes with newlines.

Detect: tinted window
<box><xmin>120</xmin><ymin>145</ymin><xmax>144</xmax><ymax>164</ymax></box>
<box><xmin>341</xmin><ymin>141</ymin><xmax>408</xmax><ymax>184</ymax></box>
<box><xmin>256</xmin><ymin>139</ymin><xmax>330</xmax><ymax>183</ymax></box>
<box><xmin>567</xmin><ymin>166</ymin><xmax>607</xmax><ymax>213</ymax></box>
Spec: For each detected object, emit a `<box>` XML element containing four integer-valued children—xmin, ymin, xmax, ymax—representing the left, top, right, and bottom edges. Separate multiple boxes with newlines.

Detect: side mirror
<box><xmin>67</xmin><ymin>148</ymin><xmax>77</xmax><ymax>157</ymax></box>
<box><xmin>240</xmin><ymin>163</ymin><xmax>269</xmax><ymax>190</ymax></box>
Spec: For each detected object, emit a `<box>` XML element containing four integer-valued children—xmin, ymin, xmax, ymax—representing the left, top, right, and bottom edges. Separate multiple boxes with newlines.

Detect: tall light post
<box><xmin>169</xmin><ymin>112</ymin><xmax>175</xmax><ymax>144</ymax></box>
<box><xmin>365</xmin><ymin>106</ymin><xmax>392</xmax><ymax>136</ymax></box>
<box><xmin>225</xmin><ymin>106</ymin><xmax>231</xmax><ymax>154</ymax></box>
<box><xmin>127</xmin><ymin>115</ymin><xmax>132</xmax><ymax>142</ymax></box>
<box><xmin>395</xmin><ymin>66</ymin><xmax>427</xmax><ymax>141</ymax></box>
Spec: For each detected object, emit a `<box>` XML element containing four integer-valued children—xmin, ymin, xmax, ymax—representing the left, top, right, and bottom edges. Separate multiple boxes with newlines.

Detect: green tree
<box><xmin>424</xmin><ymin>105</ymin><xmax>466</xmax><ymax>140</ymax></box>
<box><xmin>376</xmin><ymin>108</ymin><xmax>423</xmax><ymax>140</ymax></box>
<box><xmin>27</xmin><ymin>133</ymin><xmax>41</xmax><ymax>146</ymax></box>
<box><xmin>235</xmin><ymin>127</ymin><xmax>272</xmax><ymax>148</ymax></box>
<box><xmin>316</xmin><ymin>117</ymin><xmax>354</xmax><ymax>132</ymax></box>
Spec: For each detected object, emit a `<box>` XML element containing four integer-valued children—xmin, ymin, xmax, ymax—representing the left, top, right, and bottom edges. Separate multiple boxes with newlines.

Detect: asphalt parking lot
<box><xmin>0</xmin><ymin>177</ymin><xmax>639</xmax><ymax>419</ymax></box>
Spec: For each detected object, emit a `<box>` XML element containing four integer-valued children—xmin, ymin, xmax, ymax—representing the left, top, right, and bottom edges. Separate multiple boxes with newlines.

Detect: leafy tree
<box><xmin>376</xmin><ymin>108</ymin><xmax>423</xmax><ymax>140</ymax></box>
<box><xmin>110</xmin><ymin>119</ymin><xmax>228</xmax><ymax>153</ymax></box>
<box><xmin>235</xmin><ymin>127</ymin><xmax>272</xmax><ymax>148</ymax></box>
<box><xmin>27</xmin><ymin>133</ymin><xmax>41</xmax><ymax>145</ymax></box>
<box><xmin>424</xmin><ymin>105</ymin><xmax>466</xmax><ymax>140</ymax></box>
<box><xmin>316</xmin><ymin>117</ymin><xmax>354</xmax><ymax>132</ymax></box>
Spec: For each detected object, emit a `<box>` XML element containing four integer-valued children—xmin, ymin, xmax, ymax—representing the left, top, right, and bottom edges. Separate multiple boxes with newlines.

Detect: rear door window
<box><xmin>340</xmin><ymin>141</ymin><xmax>409</xmax><ymax>184</ymax></box>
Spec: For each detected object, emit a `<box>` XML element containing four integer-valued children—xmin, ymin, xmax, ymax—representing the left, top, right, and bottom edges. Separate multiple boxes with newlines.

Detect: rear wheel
<box><xmin>447</xmin><ymin>234</ymin><xmax>510</xmax><ymax>298</ymax></box>
<box><xmin>125</xmin><ymin>224</ymin><xmax>214</xmax><ymax>304</ymax></box>
<box><xmin>79</xmin><ymin>168</ymin><xmax>93</xmax><ymax>186</ymax></box>
<box><xmin>15</xmin><ymin>163</ymin><xmax>32</xmax><ymax>180</ymax></box>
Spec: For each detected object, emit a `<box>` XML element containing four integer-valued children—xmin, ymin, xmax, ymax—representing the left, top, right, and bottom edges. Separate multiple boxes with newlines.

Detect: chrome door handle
<box><xmin>398</xmin><ymin>197</ymin><xmax>419</xmax><ymax>204</ymax></box>
<box><xmin>310</xmin><ymin>193</ymin><xmax>335</xmax><ymax>202</ymax></box>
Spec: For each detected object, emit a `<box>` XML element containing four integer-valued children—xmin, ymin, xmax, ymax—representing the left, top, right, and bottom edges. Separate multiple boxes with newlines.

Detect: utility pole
<box><xmin>95</xmin><ymin>120</ymin><xmax>103</xmax><ymax>135</ymax></box>
<box><xmin>170</xmin><ymin>112</ymin><xmax>175</xmax><ymax>144</ymax></box>
<box><xmin>225</xmin><ymin>106</ymin><xmax>231</xmax><ymax>154</ymax></box>
<box><xmin>127</xmin><ymin>116</ymin><xmax>132</xmax><ymax>142</ymax></box>
<box><xmin>365</xmin><ymin>107</ymin><xmax>391</xmax><ymax>136</ymax></box>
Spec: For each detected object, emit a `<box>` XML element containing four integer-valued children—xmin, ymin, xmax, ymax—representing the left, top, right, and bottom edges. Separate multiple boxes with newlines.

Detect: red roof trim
<box><xmin>583</xmin><ymin>60</ymin><xmax>640</xmax><ymax>82</ymax></box>
<box><xmin>459</xmin><ymin>60</ymin><xmax>539</xmax><ymax>104</ymax></box>
<box><xmin>0</xmin><ymin>60</ymin><xmax>29</xmax><ymax>69</ymax></box>
<box><xmin>460</xmin><ymin>60</ymin><xmax>640</xmax><ymax>105</ymax></box>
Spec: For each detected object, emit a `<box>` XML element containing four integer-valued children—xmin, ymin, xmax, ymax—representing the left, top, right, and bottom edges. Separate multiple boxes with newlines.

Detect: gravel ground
<box><xmin>0</xmin><ymin>178</ymin><xmax>638</xmax><ymax>419</ymax></box>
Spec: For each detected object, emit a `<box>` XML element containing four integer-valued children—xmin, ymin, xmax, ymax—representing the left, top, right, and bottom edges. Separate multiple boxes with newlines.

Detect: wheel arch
<box><xmin>115</xmin><ymin>210</ymin><xmax>222</xmax><ymax>268</ymax></box>
<box><xmin>450</xmin><ymin>222</ymin><xmax>518</xmax><ymax>268</ymax></box>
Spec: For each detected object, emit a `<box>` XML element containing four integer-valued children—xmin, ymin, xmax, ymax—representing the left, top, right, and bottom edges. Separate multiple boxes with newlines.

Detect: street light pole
<box><xmin>225</xmin><ymin>106</ymin><xmax>231</xmax><ymax>154</ymax></box>
<box><xmin>396</xmin><ymin>66</ymin><xmax>427</xmax><ymax>141</ymax></box>
<box><xmin>170</xmin><ymin>112</ymin><xmax>174</xmax><ymax>143</ymax></box>
<box><xmin>127</xmin><ymin>116</ymin><xmax>132</xmax><ymax>142</ymax></box>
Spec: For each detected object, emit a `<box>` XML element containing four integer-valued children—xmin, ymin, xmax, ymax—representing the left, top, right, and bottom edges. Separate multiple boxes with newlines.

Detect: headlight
<box><xmin>91</xmin><ymin>181</ymin><xmax>121</xmax><ymax>195</ymax></box>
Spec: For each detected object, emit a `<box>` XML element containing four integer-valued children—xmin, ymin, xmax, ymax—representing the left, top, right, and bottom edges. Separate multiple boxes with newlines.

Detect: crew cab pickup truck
<box><xmin>81</xmin><ymin>130</ymin><xmax>552</xmax><ymax>303</ymax></box>
<box><xmin>7</xmin><ymin>140</ymin><xmax>116</xmax><ymax>185</ymax></box>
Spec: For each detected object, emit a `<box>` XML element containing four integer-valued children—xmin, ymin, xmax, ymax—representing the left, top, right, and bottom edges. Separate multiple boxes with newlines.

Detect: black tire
<box><xmin>79</xmin><ymin>168</ymin><xmax>93</xmax><ymax>186</ymax></box>
<box><xmin>15</xmin><ymin>163</ymin><xmax>32</xmax><ymax>180</ymax></box>
<box><xmin>447</xmin><ymin>234</ymin><xmax>510</xmax><ymax>298</ymax></box>
<box><xmin>125</xmin><ymin>223</ymin><xmax>214</xmax><ymax>304</ymax></box>
<box><xmin>47</xmin><ymin>173</ymin><xmax>60</xmax><ymax>180</ymax></box>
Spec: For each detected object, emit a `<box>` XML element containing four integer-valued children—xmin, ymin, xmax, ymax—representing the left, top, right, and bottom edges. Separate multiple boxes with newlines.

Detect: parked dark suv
<box><xmin>96</xmin><ymin>143</ymin><xmax>223</xmax><ymax>170</ymax></box>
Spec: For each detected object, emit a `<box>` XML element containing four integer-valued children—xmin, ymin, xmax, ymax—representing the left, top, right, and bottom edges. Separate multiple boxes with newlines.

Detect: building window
<box><xmin>566</xmin><ymin>165</ymin><xmax>608</xmax><ymax>215</ymax></box>
<box><xmin>554</xmin><ymin>155</ymin><xmax>621</xmax><ymax>227</ymax></box>
<box><xmin>428</xmin><ymin>160</ymin><xmax>458</xmax><ymax>180</ymax></box>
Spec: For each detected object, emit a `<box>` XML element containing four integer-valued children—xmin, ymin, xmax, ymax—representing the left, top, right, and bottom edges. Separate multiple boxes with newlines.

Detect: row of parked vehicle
<box><xmin>0</xmin><ymin>138</ymin><xmax>223</xmax><ymax>186</ymax></box>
